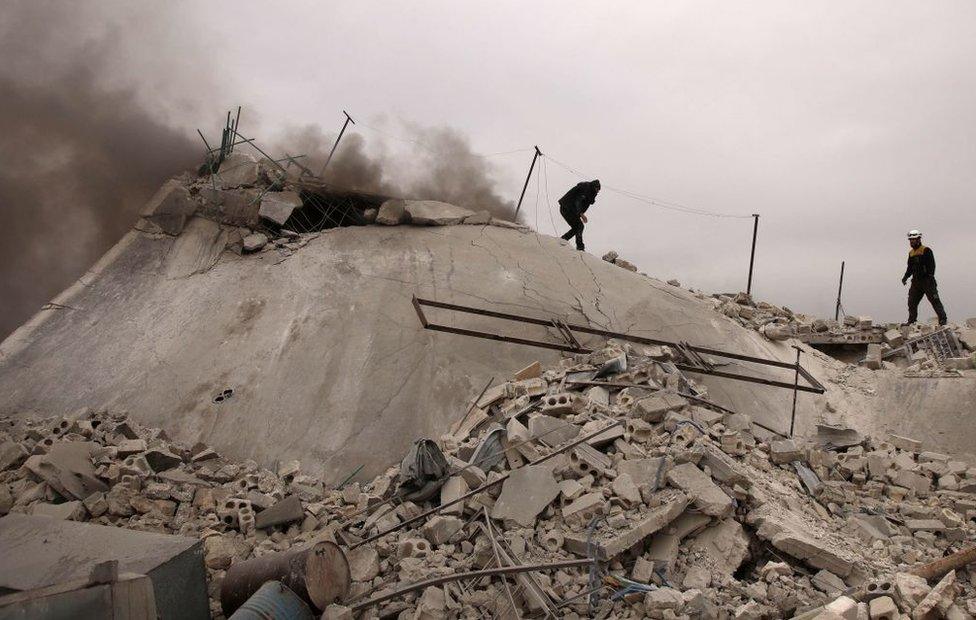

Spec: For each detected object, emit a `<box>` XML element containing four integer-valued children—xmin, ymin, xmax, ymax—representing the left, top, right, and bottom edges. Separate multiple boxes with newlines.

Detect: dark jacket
<box><xmin>904</xmin><ymin>245</ymin><xmax>936</xmax><ymax>281</ymax></box>
<box><xmin>558</xmin><ymin>181</ymin><xmax>599</xmax><ymax>215</ymax></box>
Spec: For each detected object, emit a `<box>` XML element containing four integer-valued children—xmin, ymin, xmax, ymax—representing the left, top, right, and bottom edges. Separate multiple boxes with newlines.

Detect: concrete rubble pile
<box><xmin>3</xmin><ymin>339</ymin><xmax>974</xmax><ymax>618</ymax></box>
<box><xmin>599</xmin><ymin>250</ymin><xmax>976</xmax><ymax>377</ymax></box>
<box><xmin>137</xmin><ymin>151</ymin><xmax>527</xmax><ymax>265</ymax></box>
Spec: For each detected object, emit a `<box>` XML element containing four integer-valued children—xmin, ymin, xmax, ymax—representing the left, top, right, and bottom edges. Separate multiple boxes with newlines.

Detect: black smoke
<box><xmin>0</xmin><ymin>2</ymin><xmax>198</xmax><ymax>340</ymax></box>
<box><xmin>274</xmin><ymin>123</ymin><xmax>517</xmax><ymax>219</ymax></box>
<box><xmin>0</xmin><ymin>3</ymin><xmax>516</xmax><ymax>341</ymax></box>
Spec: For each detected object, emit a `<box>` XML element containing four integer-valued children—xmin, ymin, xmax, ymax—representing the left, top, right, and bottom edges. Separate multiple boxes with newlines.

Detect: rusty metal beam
<box><xmin>412</xmin><ymin>296</ymin><xmax>825</xmax><ymax>395</ymax></box>
<box><xmin>350</xmin><ymin>559</ymin><xmax>591</xmax><ymax>612</ymax></box>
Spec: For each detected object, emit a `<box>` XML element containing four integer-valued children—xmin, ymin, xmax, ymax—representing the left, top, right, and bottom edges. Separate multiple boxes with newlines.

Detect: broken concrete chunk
<box><xmin>513</xmin><ymin>361</ymin><xmax>542</xmax><ymax>380</ymax></box>
<box><xmin>255</xmin><ymin>494</ymin><xmax>304</xmax><ymax>530</ymax></box>
<box><xmin>242</xmin><ymin>232</ymin><xmax>268</xmax><ymax>252</ymax></box>
<box><xmin>913</xmin><ymin>570</ymin><xmax>957</xmax><ymax>620</ymax></box>
<box><xmin>491</xmin><ymin>465</ymin><xmax>559</xmax><ymax>527</ymax></box>
<box><xmin>888</xmin><ymin>434</ymin><xmax>922</xmax><ymax>453</ymax></box>
<box><xmin>0</xmin><ymin>442</ymin><xmax>28</xmax><ymax>471</ymax></box>
<box><xmin>32</xmin><ymin>500</ymin><xmax>86</xmax><ymax>521</ymax></box>
<box><xmin>816</xmin><ymin>424</ymin><xmax>863</xmax><ymax>449</ymax></box>
<box><xmin>812</xmin><ymin>569</ymin><xmax>847</xmax><ymax>595</ymax></box>
<box><xmin>462</xmin><ymin>210</ymin><xmax>492</xmax><ymax>225</ymax></box>
<box><xmin>752</xmin><ymin>509</ymin><xmax>854</xmax><ymax>577</ymax></box>
<box><xmin>422</xmin><ymin>515</ymin><xmax>463</xmax><ymax>545</ymax></box>
<box><xmin>867</xmin><ymin>596</ymin><xmax>897</xmax><ymax>620</ymax></box>
<box><xmin>527</xmin><ymin>414</ymin><xmax>579</xmax><ymax>447</ymax></box>
<box><xmin>644</xmin><ymin>586</ymin><xmax>684</xmax><ymax>611</ymax></box>
<box><xmin>402</xmin><ymin>200</ymin><xmax>474</xmax><ymax>225</ymax></box>
<box><xmin>116</xmin><ymin>438</ymin><xmax>147</xmax><ymax>457</ymax></box>
<box><xmin>24</xmin><ymin>441</ymin><xmax>107</xmax><ymax>501</ymax></box>
<box><xmin>688</xmin><ymin>518</ymin><xmax>750</xmax><ymax>577</ymax></box>
<box><xmin>770</xmin><ymin>439</ymin><xmax>803</xmax><ymax>464</ymax></box>
<box><xmin>143</xmin><ymin>448</ymin><xmax>182</xmax><ymax>472</ymax></box>
<box><xmin>346</xmin><ymin>546</ymin><xmax>380</xmax><ymax>583</ymax></box>
<box><xmin>216</xmin><ymin>151</ymin><xmax>260</xmax><ymax>188</ymax></box>
<box><xmin>646</xmin><ymin>510</ymin><xmax>712</xmax><ymax>568</ymax></box>
<box><xmin>438</xmin><ymin>476</ymin><xmax>468</xmax><ymax>516</ymax></box>
<box><xmin>259</xmin><ymin>190</ymin><xmax>302</xmax><ymax>225</ymax></box>
<box><xmin>634</xmin><ymin>393</ymin><xmax>688</xmax><ymax>422</ymax></box>
<box><xmin>611</xmin><ymin>472</ymin><xmax>642</xmax><ymax>507</ymax></box>
<box><xmin>139</xmin><ymin>179</ymin><xmax>197</xmax><ymax>235</ymax></box>
<box><xmin>893</xmin><ymin>572</ymin><xmax>930</xmax><ymax>609</ymax></box>
<box><xmin>666</xmin><ymin>462</ymin><xmax>733</xmax><ymax>517</ymax></box>
<box><xmin>375</xmin><ymin>199</ymin><xmax>407</xmax><ymax>225</ymax></box>
<box><xmin>564</xmin><ymin>492</ymin><xmax>689</xmax><ymax>560</ymax></box>
<box><xmin>617</xmin><ymin>457</ymin><xmax>667</xmax><ymax>487</ymax></box>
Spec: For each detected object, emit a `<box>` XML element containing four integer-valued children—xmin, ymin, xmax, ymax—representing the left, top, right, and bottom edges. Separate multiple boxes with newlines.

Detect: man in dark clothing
<box><xmin>902</xmin><ymin>230</ymin><xmax>947</xmax><ymax>325</ymax></box>
<box><xmin>559</xmin><ymin>179</ymin><xmax>601</xmax><ymax>251</ymax></box>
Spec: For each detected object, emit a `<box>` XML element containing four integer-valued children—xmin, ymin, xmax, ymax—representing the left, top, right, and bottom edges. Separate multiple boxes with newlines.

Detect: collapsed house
<box><xmin>1</xmin><ymin>142</ymin><xmax>975</xmax><ymax>617</ymax></box>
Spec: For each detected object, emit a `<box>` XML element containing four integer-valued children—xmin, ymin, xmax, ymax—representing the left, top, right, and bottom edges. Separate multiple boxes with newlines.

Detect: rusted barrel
<box><xmin>220</xmin><ymin>541</ymin><xmax>350</xmax><ymax>615</ymax></box>
<box><xmin>227</xmin><ymin>581</ymin><xmax>314</xmax><ymax>620</ymax></box>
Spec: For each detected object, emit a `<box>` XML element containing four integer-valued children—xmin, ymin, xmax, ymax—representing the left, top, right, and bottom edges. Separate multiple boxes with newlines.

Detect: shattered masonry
<box><xmin>2</xmin><ymin>338</ymin><xmax>975</xmax><ymax>618</ymax></box>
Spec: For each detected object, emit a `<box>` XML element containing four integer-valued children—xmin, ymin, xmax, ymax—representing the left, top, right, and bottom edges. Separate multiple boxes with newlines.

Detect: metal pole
<box><xmin>230</xmin><ymin>106</ymin><xmax>242</xmax><ymax>153</ymax></box>
<box><xmin>319</xmin><ymin>111</ymin><xmax>355</xmax><ymax>177</ymax></box>
<box><xmin>834</xmin><ymin>261</ymin><xmax>845</xmax><ymax>321</ymax></box>
<box><xmin>746</xmin><ymin>213</ymin><xmax>760</xmax><ymax>296</ymax></box>
<box><xmin>789</xmin><ymin>345</ymin><xmax>802</xmax><ymax>437</ymax></box>
<box><xmin>513</xmin><ymin>146</ymin><xmax>542</xmax><ymax>220</ymax></box>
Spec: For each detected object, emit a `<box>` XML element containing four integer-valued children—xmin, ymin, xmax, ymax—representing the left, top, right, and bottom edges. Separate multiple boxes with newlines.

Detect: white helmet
<box><xmin>907</xmin><ymin>229</ymin><xmax>922</xmax><ymax>239</ymax></box>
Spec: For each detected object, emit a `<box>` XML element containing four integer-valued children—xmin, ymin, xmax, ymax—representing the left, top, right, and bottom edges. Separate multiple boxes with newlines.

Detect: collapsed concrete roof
<box><xmin>1</xmin><ymin>173</ymin><xmax>974</xmax><ymax>483</ymax></box>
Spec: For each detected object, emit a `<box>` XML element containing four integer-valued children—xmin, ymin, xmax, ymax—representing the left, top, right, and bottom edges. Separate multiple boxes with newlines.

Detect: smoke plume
<box><xmin>0</xmin><ymin>3</ymin><xmax>516</xmax><ymax>341</ymax></box>
<box><xmin>0</xmin><ymin>3</ymin><xmax>198</xmax><ymax>340</ymax></box>
<box><xmin>274</xmin><ymin>123</ymin><xmax>516</xmax><ymax>219</ymax></box>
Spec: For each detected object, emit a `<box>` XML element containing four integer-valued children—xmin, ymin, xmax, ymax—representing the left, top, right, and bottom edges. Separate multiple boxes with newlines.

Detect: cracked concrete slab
<box><xmin>4</xmin><ymin>222</ymin><xmax>967</xmax><ymax>482</ymax></box>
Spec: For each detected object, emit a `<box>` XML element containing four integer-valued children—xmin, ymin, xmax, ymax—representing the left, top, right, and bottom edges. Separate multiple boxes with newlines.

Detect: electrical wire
<box><xmin>544</xmin><ymin>154</ymin><xmax>753</xmax><ymax>220</ymax></box>
<box><xmin>355</xmin><ymin>120</ymin><xmax>532</xmax><ymax>161</ymax></box>
<box><xmin>541</xmin><ymin>157</ymin><xmax>561</xmax><ymax>236</ymax></box>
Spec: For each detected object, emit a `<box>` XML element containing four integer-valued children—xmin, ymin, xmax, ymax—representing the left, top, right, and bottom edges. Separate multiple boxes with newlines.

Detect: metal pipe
<box><xmin>231</xmin><ymin>106</ymin><xmax>242</xmax><ymax>154</ymax></box>
<box><xmin>350</xmin><ymin>559</ymin><xmax>592</xmax><ymax>612</ymax></box>
<box><xmin>319</xmin><ymin>111</ymin><xmax>355</xmax><ymax>177</ymax></box>
<box><xmin>513</xmin><ymin>146</ymin><xmax>542</xmax><ymax>220</ymax></box>
<box><xmin>228</xmin><ymin>581</ymin><xmax>314</xmax><ymax>620</ymax></box>
<box><xmin>911</xmin><ymin>545</ymin><xmax>976</xmax><ymax>582</ymax></box>
<box><xmin>789</xmin><ymin>345</ymin><xmax>802</xmax><ymax>437</ymax></box>
<box><xmin>220</xmin><ymin>542</ymin><xmax>350</xmax><ymax>615</ymax></box>
<box><xmin>834</xmin><ymin>261</ymin><xmax>845</xmax><ymax>321</ymax></box>
<box><xmin>746</xmin><ymin>214</ymin><xmax>759</xmax><ymax>296</ymax></box>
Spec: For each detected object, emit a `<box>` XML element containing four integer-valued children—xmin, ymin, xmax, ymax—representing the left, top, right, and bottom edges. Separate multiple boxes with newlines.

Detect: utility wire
<box><xmin>355</xmin><ymin>121</ymin><xmax>533</xmax><ymax>161</ymax></box>
<box><xmin>346</xmin><ymin>113</ymin><xmax>751</xmax><ymax>220</ymax></box>
<box><xmin>541</xmin><ymin>157</ymin><xmax>561</xmax><ymax>236</ymax></box>
<box><xmin>544</xmin><ymin>154</ymin><xmax>752</xmax><ymax>220</ymax></box>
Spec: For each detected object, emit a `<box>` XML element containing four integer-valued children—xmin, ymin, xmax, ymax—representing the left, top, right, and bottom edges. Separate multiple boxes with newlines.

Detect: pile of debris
<box><xmin>2</xmin><ymin>339</ymin><xmax>974</xmax><ymax>618</ymax></box>
<box><xmin>599</xmin><ymin>250</ymin><xmax>976</xmax><ymax>376</ymax></box>
<box><xmin>138</xmin><ymin>150</ymin><xmax>527</xmax><ymax>264</ymax></box>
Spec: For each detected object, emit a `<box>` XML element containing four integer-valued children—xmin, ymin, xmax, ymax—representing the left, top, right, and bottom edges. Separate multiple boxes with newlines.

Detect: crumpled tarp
<box><xmin>397</xmin><ymin>438</ymin><xmax>450</xmax><ymax>502</ymax></box>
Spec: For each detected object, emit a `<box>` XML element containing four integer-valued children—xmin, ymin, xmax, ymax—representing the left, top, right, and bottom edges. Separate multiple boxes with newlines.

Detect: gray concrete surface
<box><xmin>0</xmin><ymin>514</ymin><xmax>207</xmax><ymax>619</ymax></box>
<box><xmin>1</xmin><ymin>219</ymin><xmax>972</xmax><ymax>480</ymax></box>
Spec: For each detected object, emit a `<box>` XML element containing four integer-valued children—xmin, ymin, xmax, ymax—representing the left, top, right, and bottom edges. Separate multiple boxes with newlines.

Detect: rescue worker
<box><xmin>902</xmin><ymin>229</ymin><xmax>947</xmax><ymax>325</ymax></box>
<box><xmin>558</xmin><ymin>179</ymin><xmax>601</xmax><ymax>251</ymax></box>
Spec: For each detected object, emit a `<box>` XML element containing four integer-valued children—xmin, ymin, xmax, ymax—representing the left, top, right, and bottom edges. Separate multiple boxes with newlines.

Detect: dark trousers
<box><xmin>559</xmin><ymin>205</ymin><xmax>585</xmax><ymax>250</ymax></box>
<box><xmin>907</xmin><ymin>276</ymin><xmax>947</xmax><ymax>324</ymax></box>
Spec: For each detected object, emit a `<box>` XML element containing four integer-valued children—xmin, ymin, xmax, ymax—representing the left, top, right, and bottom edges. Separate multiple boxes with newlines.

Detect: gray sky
<box><xmin>4</xmin><ymin>1</ymin><xmax>976</xmax><ymax>328</ymax></box>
